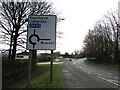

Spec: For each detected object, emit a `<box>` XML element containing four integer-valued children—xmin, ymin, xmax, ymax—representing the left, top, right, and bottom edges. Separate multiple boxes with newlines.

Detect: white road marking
<box><xmin>76</xmin><ymin>59</ymin><xmax>119</xmax><ymax>87</ymax></box>
<box><xmin>62</xmin><ymin>70</ymin><xmax>69</xmax><ymax>73</ymax></box>
<box><xmin>109</xmin><ymin>80</ymin><xmax>119</xmax><ymax>83</ymax></box>
<box><xmin>97</xmin><ymin>76</ymin><xmax>120</xmax><ymax>87</ymax></box>
<box><xmin>94</xmin><ymin>73</ymin><xmax>119</xmax><ymax>79</ymax></box>
<box><xmin>81</xmin><ymin>69</ymin><xmax>91</xmax><ymax>74</ymax></box>
<box><xmin>108</xmin><ymin>73</ymin><xmax>112</xmax><ymax>75</ymax></box>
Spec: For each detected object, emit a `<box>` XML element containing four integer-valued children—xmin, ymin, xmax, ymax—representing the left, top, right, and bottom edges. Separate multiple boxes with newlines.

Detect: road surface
<box><xmin>60</xmin><ymin>58</ymin><xmax>119</xmax><ymax>89</ymax></box>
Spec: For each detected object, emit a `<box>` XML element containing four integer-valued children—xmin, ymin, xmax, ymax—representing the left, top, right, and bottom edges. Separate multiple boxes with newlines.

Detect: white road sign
<box><xmin>119</xmin><ymin>1</ymin><xmax>120</xmax><ymax>24</ymax></box>
<box><xmin>27</xmin><ymin>15</ymin><xmax>56</xmax><ymax>50</ymax></box>
<box><xmin>118</xmin><ymin>2</ymin><xmax>120</xmax><ymax>45</ymax></box>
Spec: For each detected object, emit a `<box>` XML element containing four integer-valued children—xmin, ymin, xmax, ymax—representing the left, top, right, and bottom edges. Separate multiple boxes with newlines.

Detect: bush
<box><xmin>2</xmin><ymin>55</ymin><xmax>29</xmax><ymax>87</ymax></box>
<box><xmin>37</xmin><ymin>55</ymin><xmax>50</xmax><ymax>62</ymax></box>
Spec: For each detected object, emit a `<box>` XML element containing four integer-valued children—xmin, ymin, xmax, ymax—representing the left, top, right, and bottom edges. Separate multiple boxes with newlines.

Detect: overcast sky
<box><xmin>0</xmin><ymin>0</ymin><xmax>119</xmax><ymax>54</ymax></box>
<box><xmin>50</xmin><ymin>0</ymin><xmax>119</xmax><ymax>54</ymax></box>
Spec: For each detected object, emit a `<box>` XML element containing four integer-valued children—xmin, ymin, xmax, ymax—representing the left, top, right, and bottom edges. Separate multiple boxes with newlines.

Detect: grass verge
<box><xmin>54</xmin><ymin>57</ymin><xmax>66</xmax><ymax>62</ymax></box>
<box><xmin>21</xmin><ymin>64</ymin><xmax>63</xmax><ymax>88</ymax></box>
<box><xmin>85</xmin><ymin>60</ymin><xmax>120</xmax><ymax>69</ymax></box>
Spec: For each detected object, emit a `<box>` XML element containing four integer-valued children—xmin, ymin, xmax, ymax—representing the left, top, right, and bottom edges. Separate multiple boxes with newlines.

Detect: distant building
<box><xmin>15</xmin><ymin>51</ymin><xmax>29</xmax><ymax>59</ymax></box>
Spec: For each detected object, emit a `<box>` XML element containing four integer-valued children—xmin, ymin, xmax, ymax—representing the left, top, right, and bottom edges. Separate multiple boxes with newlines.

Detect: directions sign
<box><xmin>119</xmin><ymin>1</ymin><xmax>120</xmax><ymax>24</ymax></box>
<box><xmin>27</xmin><ymin>15</ymin><xmax>56</xmax><ymax>50</ymax></box>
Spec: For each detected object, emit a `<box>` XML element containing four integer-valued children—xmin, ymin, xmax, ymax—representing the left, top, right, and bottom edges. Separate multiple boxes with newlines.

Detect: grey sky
<box><xmin>0</xmin><ymin>0</ymin><xmax>119</xmax><ymax>54</ymax></box>
<box><xmin>51</xmin><ymin>0</ymin><xmax>119</xmax><ymax>54</ymax></box>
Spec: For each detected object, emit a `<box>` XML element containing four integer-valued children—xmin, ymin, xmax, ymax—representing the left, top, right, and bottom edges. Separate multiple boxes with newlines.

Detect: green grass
<box><xmin>21</xmin><ymin>64</ymin><xmax>64</xmax><ymax>88</ymax></box>
<box><xmin>85</xmin><ymin>60</ymin><xmax>120</xmax><ymax>69</ymax></box>
<box><xmin>54</xmin><ymin>57</ymin><xmax>66</xmax><ymax>62</ymax></box>
<box><xmin>47</xmin><ymin>64</ymin><xmax>63</xmax><ymax>88</ymax></box>
<box><xmin>37</xmin><ymin>64</ymin><xmax>50</xmax><ymax>66</ymax></box>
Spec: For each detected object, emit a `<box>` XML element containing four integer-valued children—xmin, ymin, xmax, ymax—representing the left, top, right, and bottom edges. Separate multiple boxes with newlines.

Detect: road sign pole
<box><xmin>28</xmin><ymin>50</ymin><xmax>32</xmax><ymax>87</ymax></box>
<box><xmin>50</xmin><ymin>50</ymin><xmax>53</xmax><ymax>83</ymax></box>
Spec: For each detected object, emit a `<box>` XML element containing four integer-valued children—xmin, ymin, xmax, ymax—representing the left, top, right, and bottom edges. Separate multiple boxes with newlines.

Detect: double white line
<box><xmin>97</xmin><ymin>76</ymin><xmax>120</xmax><ymax>87</ymax></box>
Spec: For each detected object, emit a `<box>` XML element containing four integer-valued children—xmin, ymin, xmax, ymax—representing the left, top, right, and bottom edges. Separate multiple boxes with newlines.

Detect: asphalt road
<box><xmin>60</xmin><ymin>58</ymin><xmax>119</xmax><ymax>89</ymax></box>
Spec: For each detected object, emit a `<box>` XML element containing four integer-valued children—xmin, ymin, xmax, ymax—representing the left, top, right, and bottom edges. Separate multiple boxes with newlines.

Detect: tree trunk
<box><xmin>8</xmin><ymin>32</ymin><xmax>13</xmax><ymax>59</ymax></box>
<box><xmin>114</xmin><ymin>28</ymin><xmax>119</xmax><ymax>64</ymax></box>
<box><xmin>114</xmin><ymin>43</ymin><xmax>119</xmax><ymax>64</ymax></box>
<box><xmin>11</xmin><ymin>30</ymin><xmax>18</xmax><ymax>59</ymax></box>
<box><xmin>11</xmin><ymin>40</ymin><xmax>17</xmax><ymax>59</ymax></box>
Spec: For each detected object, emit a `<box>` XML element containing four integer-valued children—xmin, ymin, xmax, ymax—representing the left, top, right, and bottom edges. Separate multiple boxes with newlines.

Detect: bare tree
<box><xmin>104</xmin><ymin>10</ymin><xmax>120</xmax><ymax>64</ymax></box>
<box><xmin>83</xmin><ymin>10</ymin><xmax>120</xmax><ymax>64</ymax></box>
<box><xmin>83</xmin><ymin>23</ymin><xmax>113</xmax><ymax>63</ymax></box>
<box><xmin>0</xmin><ymin>0</ymin><xmax>57</xmax><ymax>59</ymax></box>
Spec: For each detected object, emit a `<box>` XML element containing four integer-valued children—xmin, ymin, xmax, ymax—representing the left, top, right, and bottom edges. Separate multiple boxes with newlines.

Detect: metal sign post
<box><xmin>27</xmin><ymin>50</ymin><xmax>32</xmax><ymax>87</ymax></box>
<box><xmin>50</xmin><ymin>50</ymin><xmax>53</xmax><ymax>83</ymax></box>
<box><xmin>0</xmin><ymin>51</ymin><xmax>2</xmax><ymax>89</ymax></box>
